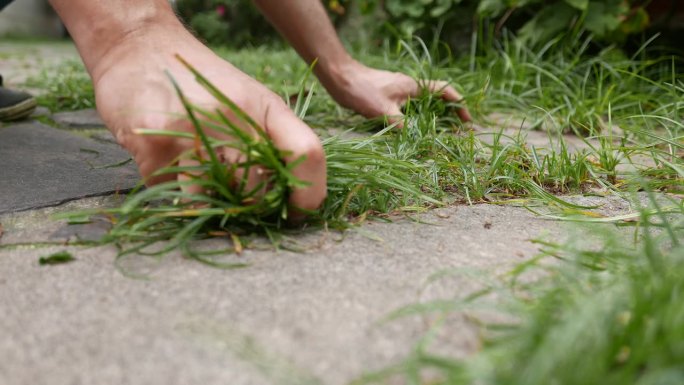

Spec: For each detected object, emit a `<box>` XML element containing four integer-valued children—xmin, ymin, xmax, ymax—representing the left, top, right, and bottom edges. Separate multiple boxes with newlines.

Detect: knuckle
<box><xmin>299</xmin><ymin>188</ymin><xmax>328</xmax><ymax>212</ymax></box>
<box><xmin>144</xmin><ymin>133</ymin><xmax>177</xmax><ymax>148</ymax></box>
<box><xmin>297</xmin><ymin>137</ymin><xmax>326</xmax><ymax>165</ymax></box>
<box><xmin>136</xmin><ymin>156</ymin><xmax>164</xmax><ymax>182</ymax></box>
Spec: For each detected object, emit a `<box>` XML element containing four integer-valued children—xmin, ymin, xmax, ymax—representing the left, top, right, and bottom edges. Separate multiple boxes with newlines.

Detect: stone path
<box><xmin>1</xmin><ymin>194</ymin><xmax>642</xmax><ymax>385</ymax></box>
<box><xmin>0</xmin><ymin>122</ymin><xmax>137</xmax><ymax>214</ymax></box>
<box><xmin>0</xmin><ymin>40</ymin><xmax>652</xmax><ymax>385</ymax></box>
<box><xmin>0</xmin><ymin>113</ymin><xmax>642</xmax><ymax>385</ymax></box>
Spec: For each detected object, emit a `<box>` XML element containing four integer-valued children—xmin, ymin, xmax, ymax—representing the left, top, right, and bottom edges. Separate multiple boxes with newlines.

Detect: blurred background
<box><xmin>1</xmin><ymin>0</ymin><xmax>683</xmax><ymax>54</ymax></box>
<box><xmin>0</xmin><ymin>0</ymin><xmax>63</xmax><ymax>37</ymax></box>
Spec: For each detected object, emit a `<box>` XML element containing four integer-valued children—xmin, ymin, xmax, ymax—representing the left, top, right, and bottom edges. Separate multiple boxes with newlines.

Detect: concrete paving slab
<box><xmin>52</xmin><ymin>108</ymin><xmax>106</xmax><ymax>129</ymax></box>
<box><xmin>0</xmin><ymin>203</ymin><xmax>553</xmax><ymax>385</ymax></box>
<box><xmin>90</xmin><ymin>131</ymin><xmax>119</xmax><ymax>145</ymax></box>
<box><xmin>0</xmin><ymin>194</ymin><xmax>643</xmax><ymax>385</ymax></box>
<box><xmin>0</xmin><ymin>122</ymin><xmax>139</xmax><ymax>214</ymax></box>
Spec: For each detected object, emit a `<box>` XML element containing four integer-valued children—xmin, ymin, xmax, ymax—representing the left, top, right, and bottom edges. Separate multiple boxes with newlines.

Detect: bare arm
<box><xmin>252</xmin><ymin>0</ymin><xmax>353</xmax><ymax>87</ymax></box>
<box><xmin>48</xmin><ymin>0</ymin><xmax>180</xmax><ymax>82</ymax></box>
<box><xmin>47</xmin><ymin>0</ymin><xmax>327</xmax><ymax>211</ymax></box>
<box><xmin>253</xmin><ymin>0</ymin><xmax>471</xmax><ymax>123</ymax></box>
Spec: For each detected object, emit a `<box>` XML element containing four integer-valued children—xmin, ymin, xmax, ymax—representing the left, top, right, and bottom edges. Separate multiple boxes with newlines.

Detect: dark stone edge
<box><xmin>0</xmin><ymin>187</ymin><xmax>137</xmax><ymax>216</ymax></box>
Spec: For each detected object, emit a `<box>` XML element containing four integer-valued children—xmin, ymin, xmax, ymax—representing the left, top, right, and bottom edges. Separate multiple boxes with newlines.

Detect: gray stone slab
<box><xmin>49</xmin><ymin>214</ymin><xmax>113</xmax><ymax>242</ymax></box>
<box><xmin>52</xmin><ymin>108</ymin><xmax>106</xmax><ymax>129</ymax></box>
<box><xmin>0</xmin><ymin>122</ymin><xmax>139</xmax><ymax>214</ymax></box>
<box><xmin>28</xmin><ymin>106</ymin><xmax>51</xmax><ymax>120</ymax></box>
<box><xmin>0</xmin><ymin>202</ymin><xmax>556</xmax><ymax>385</ymax></box>
<box><xmin>90</xmin><ymin>130</ymin><xmax>118</xmax><ymax>145</ymax></box>
<box><xmin>0</xmin><ymin>194</ymin><xmax>644</xmax><ymax>385</ymax></box>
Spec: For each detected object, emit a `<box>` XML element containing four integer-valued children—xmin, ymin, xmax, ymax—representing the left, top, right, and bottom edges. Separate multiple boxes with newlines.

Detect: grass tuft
<box><xmin>24</xmin><ymin>60</ymin><xmax>95</xmax><ymax>112</ymax></box>
<box><xmin>49</xmin><ymin>35</ymin><xmax>682</xmax><ymax>267</ymax></box>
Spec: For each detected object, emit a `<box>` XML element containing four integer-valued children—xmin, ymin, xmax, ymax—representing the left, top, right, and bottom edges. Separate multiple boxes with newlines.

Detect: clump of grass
<box><xmin>333</xmin><ymin>33</ymin><xmax>683</xmax><ymax>385</ymax></box>
<box><xmin>485</xmin><ymin>208</ymin><xmax>684</xmax><ymax>385</ymax></box>
<box><xmin>57</xmin><ymin>56</ymin><xmax>441</xmax><ymax>265</ymax></box>
<box><xmin>441</xmin><ymin>29</ymin><xmax>684</xmax><ymax>139</ymax></box>
<box><xmin>24</xmin><ymin>60</ymin><xmax>95</xmax><ymax>112</ymax></box>
<box><xmin>353</xmin><ymin>192</ymin><xmax>684</xmax><ymax>385</ymax></box>
<box><xmin>54</xmin><ymin>34</ymin><xmax>682</xmax><ymax>265</ymax></box>
<box><xmin>83</xmin><ymin>56</ymin><xmax>312</xmax><ymax>265</ymax></box>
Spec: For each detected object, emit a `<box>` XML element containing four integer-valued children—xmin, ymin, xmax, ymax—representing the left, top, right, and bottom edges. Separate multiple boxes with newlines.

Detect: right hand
<box><xmin>91</xmin><ymin>25</ymin><xmax>327</xmax><ymax>212</ymax></box>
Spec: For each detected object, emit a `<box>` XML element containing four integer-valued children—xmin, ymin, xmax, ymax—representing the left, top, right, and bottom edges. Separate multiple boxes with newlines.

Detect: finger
<box><xmin>177</xmin><ymin>157</ymin><xmax>205</xmax><ymax>195</ymax></box>
<box><xmin>134</xmin><ymin>133</ymin><xmax>183</xmax><ymax>186</ymax></box>
<box><xmin>220</xmin><ymin>147</ymin><xmax>271</xmax><ymax>199</ymax></box>
<box><xmin>177</xmin><ymin>142</ymin><xmax>224</xmax><ymax>197</ymax></box>
<box><xmin>384</xmin><ymin>104</ymin><xmax>406</xmax><ymax>129</ymax></box>
<box><xmin>426</xmin><ymin>81</ymin><xmax>472</xmax><ymax>122</ymax></box>
<box><xmin>264</xmin><ymin>104</ymin><xmax>327</xmax><ymax>214</ymax></box>
<box><xmin>177</xmin><ymin>141</ymin><xmax>271</xmax><ymax>202</ymax></box>
<box><xmin>175</xmin><ymin>110</ymin><xmax>258</xmax><ymax>197</ymax></box>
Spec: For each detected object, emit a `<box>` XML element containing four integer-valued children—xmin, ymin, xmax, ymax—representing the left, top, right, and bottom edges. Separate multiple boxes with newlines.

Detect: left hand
<box><xmin>320</xmin><ymin>61</ymin><xmax>472</xmax><ymax>126</ymax></box>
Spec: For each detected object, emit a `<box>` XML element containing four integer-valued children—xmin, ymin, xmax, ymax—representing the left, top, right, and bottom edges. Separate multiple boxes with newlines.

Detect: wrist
<box><xmin>314</xmin><ymin>56</ymin><xmax>361</xmax><ymax>95</ymax></box>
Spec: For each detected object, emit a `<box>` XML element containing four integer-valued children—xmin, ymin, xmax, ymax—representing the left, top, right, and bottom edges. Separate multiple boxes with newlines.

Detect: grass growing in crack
<box><xmin>56</xmin><ymin>57</ymin><xmax>442</xmax><ymax>265</ymax></box>
<box><xmin>354</xmin><ymin>193</ymin><xmax>684</xmax><ymax>385</ymax></box>
<box><xmin>24</xmin><ymin>60</ymin><xmax>95</xmax><ymax>112</ymax></box>
<box><xmin>460</xmin><ymin>31</ymin><xmax>684</xmax><ymax>137</ymax></box>
<box><xmin>343</xmin><ymin>34</ymin><xmax>681</xmax><ymax>384</ymax></box>
<box><xmin>52</xmin><ymin>32</ymin><xmax>682</xmax><ymax>267</ymax></box>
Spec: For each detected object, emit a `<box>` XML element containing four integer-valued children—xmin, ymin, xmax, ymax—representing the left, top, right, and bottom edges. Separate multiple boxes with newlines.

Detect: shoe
<box><xmin>0</xmin><ymin>75</ymin><xmax>37</xmax><ymax>122</ymax></box>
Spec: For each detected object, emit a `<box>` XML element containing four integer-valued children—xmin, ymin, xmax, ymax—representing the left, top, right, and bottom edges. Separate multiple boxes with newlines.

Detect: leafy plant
<box><xmin>175</xmin><ymin>0</ymin><xmax>350</xmax><ymax>46</ymax></box>
<box><xmin>478</xmin><ymin>0</ymin><xmax>650</xmax><ymax>44</ymax></box>
<box><xmin>175</xmin><ymin>0</ymin><xmax>278</xmax><ymax>46</ymax></box>
<box><xmin>384</xmin><ymin>0</ymin><xmax>466</xmax><ymax>35</ymax></box>
<box><xmin>349</xmin><ymin>0</ymin><xmax>652</xmax><ymax>48</ymax></box>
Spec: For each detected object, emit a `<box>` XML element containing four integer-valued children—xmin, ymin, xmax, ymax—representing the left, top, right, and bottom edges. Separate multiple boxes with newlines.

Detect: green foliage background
<box><xmin>349</xmin><ymin>0</ymin><xmax>653</xmax><ymax>46</ymax></box>
<box><xmin>175</xmin><ymin>0</ymin><xmax>668</xmax><ymax>49</ymax></box>
<box><xmin>175</xmin><ymin>0</ymin><xmax>276</xmax><ymax>46</ymax></box>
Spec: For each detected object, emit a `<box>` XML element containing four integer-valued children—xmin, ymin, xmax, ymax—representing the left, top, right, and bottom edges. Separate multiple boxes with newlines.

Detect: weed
<box><xmin>42</xmin><ymin>32</ymin><xmax>679</xmax><ymax>268</ymax></box>
<box><xmin>24</xmin><ymin>60</ymin><xmax>94</xmax><ymax>112</ymax></box>
<box><xmin>356</xmin><ymin>193</ymin><xmax>684</xmax><ymax>385</ymax></box>
<box><xmin>13</xmin><ymin>29</ymin><xmax>681</xmax><ymax>384</ymax></box>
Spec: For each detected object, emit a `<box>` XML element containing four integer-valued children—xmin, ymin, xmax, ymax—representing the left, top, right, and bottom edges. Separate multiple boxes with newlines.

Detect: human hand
<box><xmin>321</xmin><ymin>61</ymin><xmax>472</xmax><ymax>126</ymax></box>
<box><xmin>91</xmin><ymin>26</ymin><xmax>327</xmax><ymax>212</ymax></box>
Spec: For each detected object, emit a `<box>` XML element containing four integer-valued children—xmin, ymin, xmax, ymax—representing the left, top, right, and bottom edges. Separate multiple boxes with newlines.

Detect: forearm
<box><xmin>252</xmin><ymin>0</ymin><xmax>356</xmax><ymax>85</ymax></box>
<box><xmin>48</xmin><ymin>0</ymin><xmax>181</xmax><ymax>78</ymax></box>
